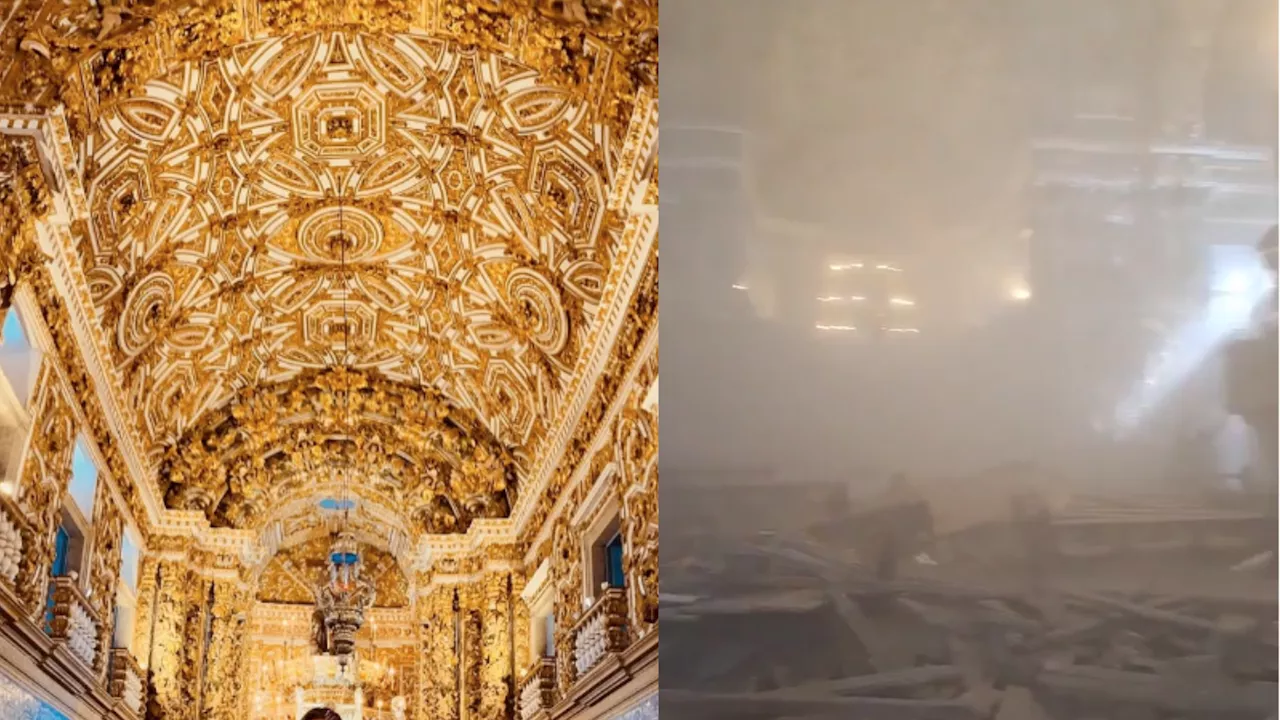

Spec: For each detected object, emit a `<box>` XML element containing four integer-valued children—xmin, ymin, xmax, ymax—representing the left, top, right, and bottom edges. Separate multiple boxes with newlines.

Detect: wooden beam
<box><xmin>756</xmin><ymin>665</ymin><xmax>961</xmax><ymax>697</ymax></box>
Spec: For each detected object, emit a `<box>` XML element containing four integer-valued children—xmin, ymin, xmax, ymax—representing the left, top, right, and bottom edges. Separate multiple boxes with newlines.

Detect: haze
<box><xmin>661</xmin><ymin>0</ymin><xmax>1279</xmax><ymax>493</ymax></box>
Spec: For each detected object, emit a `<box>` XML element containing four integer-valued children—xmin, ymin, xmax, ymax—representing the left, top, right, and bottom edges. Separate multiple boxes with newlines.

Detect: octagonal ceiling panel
<box><xmin>80</xmin><ymin>30</ymin><xmax>618</xmax><ymax>481</ymax></box>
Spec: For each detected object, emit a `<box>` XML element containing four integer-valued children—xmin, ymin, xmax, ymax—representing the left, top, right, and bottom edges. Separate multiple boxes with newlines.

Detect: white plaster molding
<box><xmin>0</xmin><ymin>115</ymin><xmax>165</xmax><ymax>539</ymax></box>
<box><xmin>522</xmin><ymin>320</ymin><xmax>658</xmax><ymax>566</ymax></box>
<box><xmin>520</xmin><ymin>558</ymin><xmax>552</xmax><ymax>606</ymax></box>
<box><xmin>641</xmin><ymin>375</ymin><xmax>658</xmax><ymax>415</ymax></box>
<box><xmin>607</xmin><ymin>90</ymin><xmax>658</xmax><ymax>212</ymax></box>
<box><xmin>570</xmin><ymin>463</ymin><xmax>619</xmax><ymax>530</ymax></box>
<box><xmin>512</xmin><ymin>210</ymin><xmax>657</xmax><ymax>537</ymax></box>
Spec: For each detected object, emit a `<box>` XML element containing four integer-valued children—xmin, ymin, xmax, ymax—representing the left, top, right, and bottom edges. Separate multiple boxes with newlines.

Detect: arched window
<box><xmin>1</xmin><ymin>308</ymin><xmax>27</xmax><ymax>352</ymax></box>
<box><xmin>68</xmin><ymin>438</ymin><xmax>99</xmax><ymax>522</ymax></box>
<box><xmin>0</xmin><ymin>306</ymin><xmax>38</xmax><ymax>408</ymax></box>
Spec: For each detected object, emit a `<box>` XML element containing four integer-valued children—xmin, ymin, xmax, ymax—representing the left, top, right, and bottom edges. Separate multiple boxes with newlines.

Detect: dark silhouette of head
<box><xmin>301</xmin><ymin>709</ymin><xmax>342</xmax><ymax>720</ymax></box>
<box><xmin>1259</xmin><ymin>225</ymin><xmax>1278</xmax><ymax>275</ymax></box>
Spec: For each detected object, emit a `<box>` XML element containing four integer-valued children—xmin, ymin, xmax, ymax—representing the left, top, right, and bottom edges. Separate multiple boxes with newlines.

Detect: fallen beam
<box><xmin>756</xmin><ymin>664</ymin><xmax>962</xmax><ymax>697</ymax></box>
<box><xmin>1035</xmin><ymin>664</ymin><xmax>1278</xmax><ymax>714</ymax></box>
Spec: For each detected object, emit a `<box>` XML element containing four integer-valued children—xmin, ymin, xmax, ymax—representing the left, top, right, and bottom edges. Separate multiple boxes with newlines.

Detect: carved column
<box><xmin>510</xmin><ymin>572</ymin><xmax>530</xmax><ymax>675</ymax></box>
<box><xmin>616</xmin><ymin>380</ymin><xmax>659</xmax><ymax>637</ymax></box>
<box><xmin>146</xmin><ymin>559</ymin><xmax>210</xmax><ymax>720</ymax></box>
<box><xmin>12</xmin><ymin>371</ymin><xmax>74</xmax><ymax>620</ymax></box>
<box><xmin>132</xmin><ymin>555</ymin><xmax>159</xmax><ymax>669</ymax></box>
<box><xmin>200</xmin><ymin>579</ymin><xmax>248</xmax><ymax>720</ymax></box>
<box><xmin>181</xmin><ymin>576</ymin><xmax>212</xmax><ymax>720</ymax></box>
<box><xmin>551</xmin><ymin>519</ymin><xmax>583</xmax><ymax>694</ymax></box>
<box><xmin>418</xmin><ymin>585</ymin><xmax>459</xmax><ymax>720</ymax></box>
<box><xmin>87</xmin><ymin>480</ymin><xmax>124</xmax><ymax>679</ymax></box>
<box><xmin>461</xmin><ymin>584</ymin><xmax>483</xmax><ymax>720</ymax></box>
<box><xmin>479</xmin><ymin>573</ymin><xmax>512</xmax><ymax>720</ymax></box>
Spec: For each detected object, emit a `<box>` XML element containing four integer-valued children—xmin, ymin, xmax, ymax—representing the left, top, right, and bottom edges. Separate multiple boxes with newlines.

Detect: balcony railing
<box><xmin>518</xmin><ymin>657</ymin><xmax>556</xmax><ymax>720</ymax></box>
<box><xmin>108</xmin><ymin>648</ymin><xmax>144</xmax><ymax>715</ymax></box>
<box><xmin>572</xmin><ymin>588</ymin><xmax>629</xmax><ymax>677</ymax></box>
<box><xmin>48</xmin><ymin>576</ymin><xmax>99</xmax><ymax>669</ymax></box>
<box><xmin>0</xmin><ymin>500</ymin><xmax>22</xmax><ymax>585</ymax></box>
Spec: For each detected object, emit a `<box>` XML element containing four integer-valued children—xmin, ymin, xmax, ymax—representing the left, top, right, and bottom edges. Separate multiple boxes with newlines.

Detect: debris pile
<box><xmin>665</xmin><ymin>484</ymin><xmax>1279</xmax><ymax>720</ymax></box>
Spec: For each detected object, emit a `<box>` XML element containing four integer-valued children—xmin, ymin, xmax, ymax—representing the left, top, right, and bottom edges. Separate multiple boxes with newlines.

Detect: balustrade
<box><xmin>518</xmin><ymin>657</ymin><xmax>556</xmax><ymax>720</ymax></box>
<box><xmin>572</xmin><ymin>588</ymin><xmax>629</xmax><ymax>677</ymax></box>
<box><xmin>0</xmin><ymin>500</ymin><xmax>22</xmax><ymax>584</ymax></box>
<box><xmin>48</xmin><ymin>576</ymin><xmax>99</xmax><ymax>669</ymax></box>
<box><xmin>108</xmin><ymin>648</ymin><xmax>144</xmax><ymax>715</ymax></box>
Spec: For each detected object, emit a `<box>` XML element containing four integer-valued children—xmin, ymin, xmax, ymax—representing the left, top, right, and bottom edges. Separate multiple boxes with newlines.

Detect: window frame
<box><xmin>67</xmin><ymin>435</ymin><xmax>100</xmax><ymax>524</ymax></box>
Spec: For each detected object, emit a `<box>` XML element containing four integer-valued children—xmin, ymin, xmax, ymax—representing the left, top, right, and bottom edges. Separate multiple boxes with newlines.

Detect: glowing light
<box><xmin>816</xmin><ymin>295</ymin><xmax>866</xmax><ymax>302</ymax></box>
<box><xmin>875</xmin><ymin>264</ymin><xmax>902</xmax><ymax>272</ymax></box>
<box><xmin>888</xmin><ymin>297</ymin><xmax>915</xmax><ymax>306</ymax></box>
<box><xmin>1218</xmin><ymin>270</ymin><xmax>1251</xmax><ymax>295</ymax></box>
<box><xmin>828</xmin><ymin>262</ymin><xmax>863</xmax><ymax>271</ymax></box>
<box><xmin>0</xmin><ymin>481</ymin><xmax>13</xmax><ymax>497</ymax></box>
<box><xmin>815</xmin><ymin>324</ymin><xmax>857</xmax><ymax>332</ymax></box>
<box><xmin>731</xmin><ymin>283</ymin><xmax>749</xmax><ymax>291</ymax></box>
<box><xmin>1009</xmin><ymin>285</ymin><xmax>1032</xmax><ymax>301</ymax></box>
<box><xmin>885</xmin><ymin>327</ymin><xmax>920</xmax><ymax>334</ymax></box>
<box><xmin>1114</xmin><ymin>246</ymin><xmax>1274</xmax><ymax>433</ymax></box>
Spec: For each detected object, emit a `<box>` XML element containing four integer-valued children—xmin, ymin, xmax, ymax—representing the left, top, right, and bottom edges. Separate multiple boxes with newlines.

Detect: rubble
<box><xmin>665</xmin><ymin>482</ymin><xmax>1279</xmax><ymax>720</ymax></box>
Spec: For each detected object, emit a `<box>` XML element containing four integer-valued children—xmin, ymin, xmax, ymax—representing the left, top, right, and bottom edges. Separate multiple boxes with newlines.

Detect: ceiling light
<box><xmin>731</xmin><ymin>283</ymin><xmax>749</xmax><ymax>291</ymax></box>
<box><xmin>815</xmin><ymin>324</ymin><xmax>857</xmax><ymax>332</ymax></box>
<box><xmin>828</xmin><ymin>262</ymin><xmax>863</xmax><ymax>271</ymax></box>
<box><xmin>1009</xmin><ymin>285</ymin><xmax>1031</xmax><ymax>301</ymax></box>
<box><xmin>885</xmin><ymin>327</ymin><xmax>920</xmax><ymax>333</ymax></box>
<box><xmin>817</xmin><ymin>295</ymin><xmax>866</xmax><ymax>302</ymax></box>
<box><xmin>889</xmin><ymin>297</ymin><xmax>915</xmax><ymax>306</ymax></box>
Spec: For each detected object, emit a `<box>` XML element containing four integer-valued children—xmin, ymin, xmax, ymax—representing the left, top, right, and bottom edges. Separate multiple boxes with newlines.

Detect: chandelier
<box><xmin>310</xmin><ymin>194</ymin><xmax>373</xmax><ymax>673</ymax></box>
<box><xmin>314</xmin><ymin>530</ymin><xmax>375</xmax><ymax>668</ymax></box>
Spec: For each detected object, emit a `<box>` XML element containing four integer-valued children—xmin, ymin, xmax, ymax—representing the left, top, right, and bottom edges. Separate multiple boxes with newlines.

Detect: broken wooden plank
<box><xmin>1066</xmin><ymin>591</ymin><xmax>1221</xmax><ymax>633</ymax></box>
<box><xmin>1035</xmin><ymin>664</ymin><xmax>1278</xmax><ymax>714</ymax></box>
<box><xmin>755</xmin><ymin>664</ymin><xmax>961</xmax><ymax>697</ymax></box>
<box><xmin>824</xmin><ymin>588</ymin><xmax>912</xmax><ymax>672</ymax></box>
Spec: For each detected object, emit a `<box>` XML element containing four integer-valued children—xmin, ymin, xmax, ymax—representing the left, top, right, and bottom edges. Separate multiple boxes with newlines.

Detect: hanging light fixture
<box><xmin>312</xmin><ymin>193</ymin><xmax>375</xmax><ymax>675</ymax></box>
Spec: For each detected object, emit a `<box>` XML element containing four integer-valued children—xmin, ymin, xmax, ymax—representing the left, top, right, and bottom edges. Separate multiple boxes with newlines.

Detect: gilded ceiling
<box><xmin>0</xmin><ymin>0</ymin><xmax>658</xmax><ymax>533</ymax></box>
<box><xmin>257</xmin><ymin>535</ymin><xmax>409</xmax><ymax>608</ymax></box>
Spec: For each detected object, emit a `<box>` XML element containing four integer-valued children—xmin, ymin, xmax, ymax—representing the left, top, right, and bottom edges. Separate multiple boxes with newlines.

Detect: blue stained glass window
<box><xmin>52</xmin><ymin>526</ymin><xmax>70</xmax><ymax>577</ymax></box>
<box><xmin>604</xmin><ymin>533</ymin><xmax>624</xmax><ymax>589</ymax></box>
<box><xmin>319</xmin><ymin>498</ymin><xmax>356</xmax><ymax>511</ymax></box>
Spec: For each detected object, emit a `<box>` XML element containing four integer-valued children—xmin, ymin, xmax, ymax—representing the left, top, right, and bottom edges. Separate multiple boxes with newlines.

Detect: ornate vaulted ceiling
<box><xmin>0</xmin><ymin>0</ymin><xmax>658</xmax><ymax>537</ymax></box>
